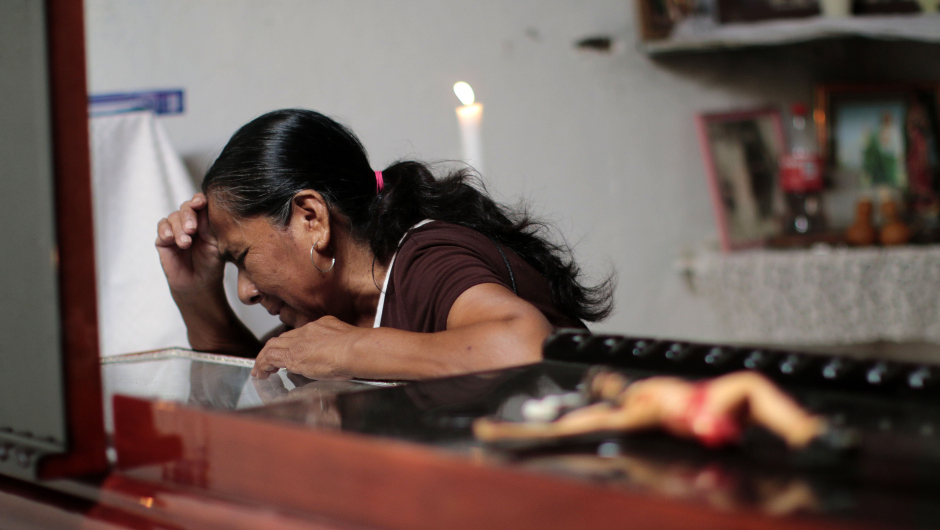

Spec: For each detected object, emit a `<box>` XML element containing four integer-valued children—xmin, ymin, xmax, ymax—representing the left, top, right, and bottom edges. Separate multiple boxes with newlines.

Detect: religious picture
<box><xmin>697</xmin><ymin>108</ymin><xmax>787</xmax><ymax>251</ymax></box>
<box><xmin>904</xmin><ymin>95</ymin><xmax>940</xmax><ymax>211</ymax></box>
<box><xmin>834</xmin><ymin>98</ymin><xmax>909</xmax><ymax>190</ymax></box>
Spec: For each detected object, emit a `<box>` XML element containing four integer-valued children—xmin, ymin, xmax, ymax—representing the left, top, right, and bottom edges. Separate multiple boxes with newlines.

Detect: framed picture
<box><xmin>716</xmin><ymin>0</ymin><xmax>819</xmax><ymax>23</ymax></box>
<box><xmin>636</xmin><ymin>0</ymin><xmax>676</xmax><ymax>42</ymax></box>
<box><xmin>635</xmin><ymin>0</ymin><xmax>704</xmax><ymax>42</ymax></box>
<box><xmin>696</xmin><ymin>107</ymin><xmax>787</xmax><ymax>251</ymax></box>
<box><xmin>815</xmin><ymin>83</ymin><xmax>940</xmax><ymax>209</ymax></box>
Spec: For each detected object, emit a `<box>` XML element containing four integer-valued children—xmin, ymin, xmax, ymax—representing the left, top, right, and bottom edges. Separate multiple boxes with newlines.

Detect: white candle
<box><xmin>454</xmin><ymin>81</ymin><xmax>484</xmax><ymax>175</ymax></box>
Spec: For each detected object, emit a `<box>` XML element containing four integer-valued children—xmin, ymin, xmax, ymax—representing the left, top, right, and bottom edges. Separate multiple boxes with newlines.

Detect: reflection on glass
<box><xmin>100</xmin><ymin>348</ymin><xmax>388</xmax><ymax>432</ymax></box>
<box><xmin>518</xmin><ymin>454</ymin><xmax>821</xmax><ymax>516</ymax></box>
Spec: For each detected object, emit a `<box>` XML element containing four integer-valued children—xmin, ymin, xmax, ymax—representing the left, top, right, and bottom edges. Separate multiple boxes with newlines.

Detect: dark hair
<box><xmin>202</xmin><ymin>109</ymin><xmax>614</xmax><ymax>322</ymax></box>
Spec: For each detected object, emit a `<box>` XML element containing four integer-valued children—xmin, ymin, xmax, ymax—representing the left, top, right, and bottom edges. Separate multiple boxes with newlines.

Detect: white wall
<box><xmin>84</xmin><ymin>0</ymin><xmax>940</xmax><ymax>343</ymax></box>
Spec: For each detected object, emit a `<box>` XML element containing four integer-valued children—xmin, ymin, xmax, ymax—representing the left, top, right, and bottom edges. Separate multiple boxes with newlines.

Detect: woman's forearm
<box><xmin>252</xmin><ymin>285</ymin><xmax>554</xmax><ymax>380</ymax></box>
<box><xmin>346</xmin><ymin>316</ymin><xmax>549</xmax><ymax>380</ymax></box>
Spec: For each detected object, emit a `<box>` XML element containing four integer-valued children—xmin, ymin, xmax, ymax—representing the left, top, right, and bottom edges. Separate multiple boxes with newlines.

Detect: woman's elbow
<box><xmin>495</xmin><ymin>310</ymin><xmax>552</xmax><ymax>366</ymax></box>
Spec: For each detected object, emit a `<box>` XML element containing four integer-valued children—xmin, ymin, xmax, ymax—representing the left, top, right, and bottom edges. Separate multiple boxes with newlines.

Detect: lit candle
<box><xmin>454</xmin><ymin>81</ymin><xmax>484</xmax><ymax>174</ymax></box>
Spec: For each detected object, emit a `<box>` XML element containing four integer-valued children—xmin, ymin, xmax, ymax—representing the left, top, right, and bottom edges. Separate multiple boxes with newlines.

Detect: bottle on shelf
<box><xmin>779</xmin><ymin>102</ymin><xmax>827</xmax><ymax>236</ymax></box>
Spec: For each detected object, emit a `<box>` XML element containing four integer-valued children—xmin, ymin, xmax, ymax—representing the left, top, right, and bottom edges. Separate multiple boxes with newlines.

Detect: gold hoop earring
<box><xmin>310</xmin><ymin>239</ymin><xmax>336</xmax><ymax>273</ymax></box>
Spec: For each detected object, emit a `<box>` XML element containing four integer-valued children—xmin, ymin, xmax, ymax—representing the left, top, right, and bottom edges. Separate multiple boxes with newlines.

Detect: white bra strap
<box><xmin>372</xmin><ymin>219</ymin><xmax>435</xmax><ymax>328</ymax></box>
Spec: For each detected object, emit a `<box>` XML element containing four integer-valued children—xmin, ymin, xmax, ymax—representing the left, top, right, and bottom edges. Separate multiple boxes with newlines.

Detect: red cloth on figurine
<box><xmin>664</xmin><ymin>383</ymin><xmax>742</xmax><ymax>448</ymax></box>
<box><xmin>687</xmin><ymin>383</ymin><xmax>742</xmax><ymax>448</ymax></box>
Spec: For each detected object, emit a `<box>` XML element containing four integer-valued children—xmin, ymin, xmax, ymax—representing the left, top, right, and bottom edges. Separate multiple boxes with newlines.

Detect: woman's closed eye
<box><xmin>220</xmin><ymin>248</ymin><xmax>249</xmax><ymax>265</ymax></box>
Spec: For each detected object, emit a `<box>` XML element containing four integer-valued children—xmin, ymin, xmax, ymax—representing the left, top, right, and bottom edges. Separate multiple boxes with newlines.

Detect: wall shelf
<box><xmin>688</xmin><ymin>245</ymin><xmax>940</xmax><ymax>345</ymax></box>
<box><xmin>643</xmin><ymin>14</ymin><xmax>940</xmax><ymax>55</ymax></box>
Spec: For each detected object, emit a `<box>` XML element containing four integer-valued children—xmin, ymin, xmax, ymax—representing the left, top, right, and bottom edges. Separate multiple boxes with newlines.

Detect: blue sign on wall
<box><xmin>89</xmin><ymin>89</ymin><xmax>185</xmax><ymax>117</ymax></box>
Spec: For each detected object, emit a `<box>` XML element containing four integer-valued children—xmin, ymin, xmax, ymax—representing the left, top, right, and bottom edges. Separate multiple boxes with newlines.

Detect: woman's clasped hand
<box><xmin>251</xmin><ymin>316</ymin><xmax>365</xmax><ymax>380</ymax></box>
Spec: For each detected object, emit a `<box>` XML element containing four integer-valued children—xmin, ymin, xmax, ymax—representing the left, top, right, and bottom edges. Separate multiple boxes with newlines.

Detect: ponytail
<box><xmin>203</xmin><ymin>109</ymin><xmax>614</xmax><ymax>323</ymax></box>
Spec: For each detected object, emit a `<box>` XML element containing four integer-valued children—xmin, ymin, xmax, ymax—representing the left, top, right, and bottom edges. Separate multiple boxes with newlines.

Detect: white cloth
<box><xmin>90</xmin><ymin>111</ymin><xmax>197</xmax><ymax>356</ymax></box>
<box><xmin>692</xmin><ymin>246</ymin><xmax>940</xmax><ymax>344</ymax></box>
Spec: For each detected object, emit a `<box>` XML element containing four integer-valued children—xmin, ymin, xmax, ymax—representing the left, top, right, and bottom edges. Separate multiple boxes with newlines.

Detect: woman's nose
<box><xmin>237</xmin><ymin>269</ymin><xmax>262</xmax><ymax>305</ymax></box>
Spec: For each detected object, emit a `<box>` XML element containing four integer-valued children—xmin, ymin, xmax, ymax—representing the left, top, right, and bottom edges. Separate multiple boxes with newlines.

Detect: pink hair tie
<box><xmin>375</xmin><ymin>170</ymin><xmax>384</xmax><ymax>193</ymax></box>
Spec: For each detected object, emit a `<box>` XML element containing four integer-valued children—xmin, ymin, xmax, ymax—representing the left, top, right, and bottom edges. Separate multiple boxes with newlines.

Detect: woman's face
<box><xmin>207</xmin><ymin>196</ymin><xmax>332</xmax><ymax>329</ymax></box>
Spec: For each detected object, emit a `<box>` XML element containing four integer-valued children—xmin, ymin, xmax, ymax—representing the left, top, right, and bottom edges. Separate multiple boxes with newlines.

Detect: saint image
<box><xmin>835</xmin><ymin>99</ymin><xmax>909</xmax><ymax>190</ymax></box>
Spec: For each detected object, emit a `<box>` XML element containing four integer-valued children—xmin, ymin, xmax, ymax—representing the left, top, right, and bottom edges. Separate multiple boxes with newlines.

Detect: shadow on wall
<box><xmin>183</xmin><ymin>153</ymin><xmax>219</xmax><ymax>187</ymax></box>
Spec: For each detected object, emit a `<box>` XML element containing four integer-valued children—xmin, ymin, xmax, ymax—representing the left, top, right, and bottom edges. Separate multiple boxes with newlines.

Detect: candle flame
<box><xmin>453</xmin><ymin>82</ymin><xmax>475</xmax><ymax>106</ymax></box>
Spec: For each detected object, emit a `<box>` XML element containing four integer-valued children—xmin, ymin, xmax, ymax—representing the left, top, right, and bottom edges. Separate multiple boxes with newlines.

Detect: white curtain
<box><xmin>90</xmin><ymin>111</ymin><xmax>197</xmax><ymax>357</ymax></box>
